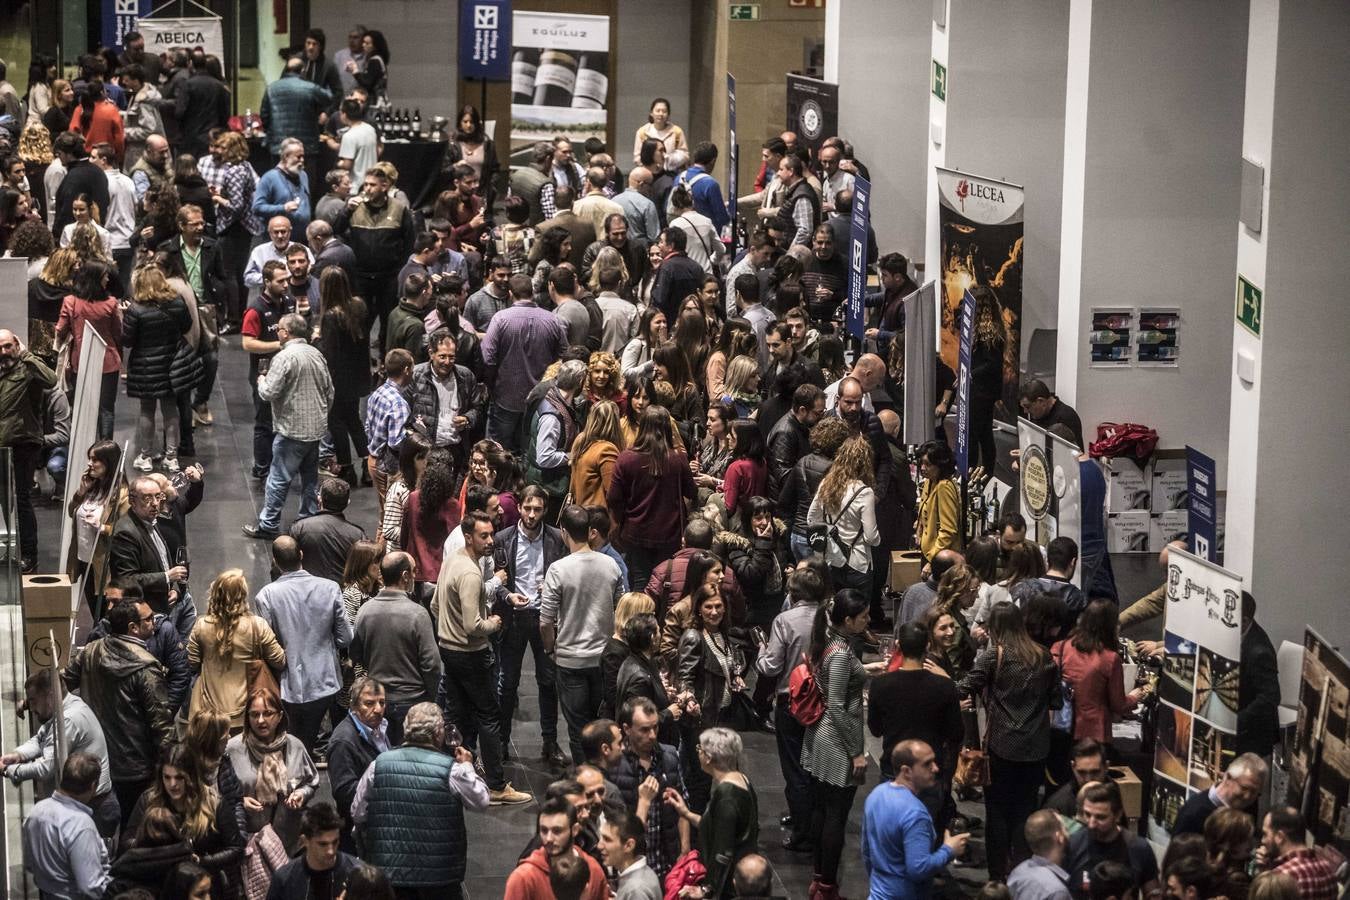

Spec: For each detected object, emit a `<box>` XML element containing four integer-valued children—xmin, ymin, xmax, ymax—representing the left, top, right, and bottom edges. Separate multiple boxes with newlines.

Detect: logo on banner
<box><xmin>798</xmin><ymin>100</ymin><xmax>823</xmax><ymax>141</ymax></box>
<box><xmin>474</xmin><ymin>4</ymin><xmax>498</xmax><ymax>28</ymax></box>
<box><xmin>955</xmin><ymin>179</ymin><xmax>969</xmax><ymax>212</ymax></box>
<box><xmin>1021</xmin><ymin>444</ymin><xmax>1051</xmax><ymax>520</ymax></box>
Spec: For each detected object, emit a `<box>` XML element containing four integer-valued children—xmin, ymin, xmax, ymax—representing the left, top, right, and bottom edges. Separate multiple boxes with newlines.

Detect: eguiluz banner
<box><xmin>937</xmin><ymin>168</ymin><xmax>1023</xmax><ymax>421</ymax></box>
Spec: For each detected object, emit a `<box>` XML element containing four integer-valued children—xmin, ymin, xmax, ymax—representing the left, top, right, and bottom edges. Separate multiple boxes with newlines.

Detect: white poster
<box><xmin>136</xmin><ymin>17</ymin><xmax>225</xmax><ymax>60</ymax></box>
<box><xmin>1016</xmin><ymin>418</ymin><xmax>1081</xmax><ymax>584</ymax></box>
<box><xmin>510</xmin><ymin>11</ymin><xmax>610</xmax><ymax>153</ymax></box>
<box><xmin>1148</xmin><ymin>547</ymin><xmax>1243</xmax><ymax>845</ymax></box>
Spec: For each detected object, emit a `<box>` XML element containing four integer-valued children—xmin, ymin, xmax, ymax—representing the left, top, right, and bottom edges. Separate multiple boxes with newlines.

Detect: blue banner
<box><xmin>726</xmin><ymin>73</ymin><xmax>737</xmax><ymax>251</ymax></box>
<box><xmin>845</xmin><ymin>175</ymin><xmax>871</xmax><ymax>339</ymax></box>
<box><xmin>459</xmin><ymin>0</ymin><xmax>513</xmax><ymax>81</ymax></box>
<box><xmin>954</xmin><ymin>289</ymin><xmax>976</xmax><ymax>476</ymax></box>
<box><xmin>1186</xmin><ymin>446</ymin><xmax>1218</xmax><ymax>562</ymax></box>
<box><xmin>103</xmin><ymin>0</ymin><xmax>153</xmax><ymax>52</ymax></box>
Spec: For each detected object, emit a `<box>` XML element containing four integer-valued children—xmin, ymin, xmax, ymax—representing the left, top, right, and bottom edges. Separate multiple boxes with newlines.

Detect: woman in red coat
<box><xmin>607</xmin><ymin>405</ymin><xmax>695</xmax><ymax>595</ymax></box>
<box><xmin>1051</xmin><ymin>599</ymin><xmax>1143</xmax><ymax>748</ymax></box>
<box><xmin>69</xmin><ymin>81</ymin><xmax>125</xmax><ymax>162</ymax></box>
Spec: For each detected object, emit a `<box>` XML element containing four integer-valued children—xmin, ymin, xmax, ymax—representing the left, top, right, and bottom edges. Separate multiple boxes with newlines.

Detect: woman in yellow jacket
<box><xmin>916</xmin><ymin>440</ymin><xmax>962</xmax><ymax>563</ymax></box>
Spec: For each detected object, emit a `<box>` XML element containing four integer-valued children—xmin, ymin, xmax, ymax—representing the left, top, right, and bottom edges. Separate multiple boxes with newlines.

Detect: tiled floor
<box><xmin>32</xmin><ymin>337</ymin><xmax>1166</xmax><ymax>897</ymax></box>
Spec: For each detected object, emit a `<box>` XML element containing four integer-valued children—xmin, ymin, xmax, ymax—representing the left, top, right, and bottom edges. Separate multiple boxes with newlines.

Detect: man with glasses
<box><xmin>109</xmin><ymin>477</ymin><xmax>189</xmax><ymax>625</ymax></box>
<box><xmin>244</xmin><ymin>215</ymin><xmax>314</xmax><ymax>292</ymax></box>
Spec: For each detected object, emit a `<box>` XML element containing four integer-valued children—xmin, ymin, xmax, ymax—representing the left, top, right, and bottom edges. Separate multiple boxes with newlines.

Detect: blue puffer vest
<box><xmin>364</xmin><ymin>746</ymin><xmax>466</xmax><ymax>886</ymax></box>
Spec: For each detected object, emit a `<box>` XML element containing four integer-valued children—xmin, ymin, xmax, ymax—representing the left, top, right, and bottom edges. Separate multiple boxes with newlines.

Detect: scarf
<box><xmin>244</xmin><ymin>729</ymin><xmax>290</xmax><ymax>803</ymax></box>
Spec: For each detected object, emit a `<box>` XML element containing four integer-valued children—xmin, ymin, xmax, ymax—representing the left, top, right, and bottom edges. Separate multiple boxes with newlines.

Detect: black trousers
<box><xmin>284</xmin><ymin>693</ymin><xmax>336</xmax><ymax>757</ymax></box>
<box><xmin>985</xmin><ymin>754</ymin><xmax>1045</xmax><ymax>880</ymax></box>
<box><xmin>355</xmin><ymin>270</ymin><xmax>401</xmax><ymax>353</ymax></box>
<box><xmin>440</xmin><ymin>646</ymin><xmax>507</xmax><ymax>791</ymax></box>
<box><xmin>11</xmin><ymin>442</ymin><xmax>40</xmax><ymax>558</ymax></box>
<box><xmin>113</xmin><ymin>777</ymin><xmax>153</xmax><ymax>829</ymax></box>
<box><xmin>774</xmin><ymin>697</ymin><xmax>812</xmax><ymax>842</ymax></box>
<box><xmin>808</xmin><ymin>777</ymin><xmax>858</xmax><ymax>884</ymax></box>
<box><xmin>327</xmin><ymin>396</ymin><xmax>368</xmax><ymax>467</ymax></box>
<box><xmin>96</xmin><ymin>370</ymin><xmax>119</xmax><ymax>441</ymax></box>
<box><xmin>219</xmin><ymin>221</ymin><xmax>253</xmax><ymax>325</ymax></box>
<box><xmin>251</xmin><ymin>379</ymin><xmax>274</xmax><ymax>469</ymax></box>
<box><xmin>969</xmin><ymin>397</ymin><xmax>998</xmax><ymax>474</ymax></box>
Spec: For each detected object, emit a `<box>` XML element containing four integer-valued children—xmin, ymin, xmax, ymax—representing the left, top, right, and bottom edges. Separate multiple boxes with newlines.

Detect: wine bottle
<box><xmin>532</xmin><ymin>50</ymin><xmax>577</xmax><ymax>106</ymax></box>
<box><xmin>412</xmin><ymin>108</ymin><xmax>422</xmax><ymax>137</ymax></box>
<box><xmin>570</xmin><ymin>52</ymin><xmax>608</xmax><ymax>109</ymax></box>
<box><xmin>1089</xmin><ymin>330</ymin><xmax>1123</xmax><ymax>344</ymax></box>
<box><xmin>512</xmin><ymin>49</ymin><xmax>540</xmax><ymax>104</ymax></box>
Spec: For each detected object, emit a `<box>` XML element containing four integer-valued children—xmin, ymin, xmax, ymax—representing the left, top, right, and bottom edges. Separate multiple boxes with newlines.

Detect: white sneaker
<box><xmin>132</xmin><ymin>453</ymin><xmax>154</xmax><ymax>473</ymax></box>
<box><xmin>162</xmin><ymin>453</ymin><xmax>181</xmax><ymax>474</ymax></box>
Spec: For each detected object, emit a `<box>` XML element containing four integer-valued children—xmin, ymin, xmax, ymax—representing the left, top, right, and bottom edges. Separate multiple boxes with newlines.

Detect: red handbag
<box><xmin>1088</xmin><ymin>422</ymin><xmax>1158</xmax><ymax>461</ymax></box>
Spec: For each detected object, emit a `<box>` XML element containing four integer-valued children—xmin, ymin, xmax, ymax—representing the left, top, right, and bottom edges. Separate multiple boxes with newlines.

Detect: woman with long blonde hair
<box><xmin>570</xmin><ymin>398</ymin><xmax>624</xmax><ymax>510</ymax></box>
<box><xmin>186</xmin><ymin>570</ymin><xmax>286</xmax><ymax>728</ymax></box>
<box><xmin>807</xmin><ymin>435</ymin><xmax>879</xmax><ymax>590</ymax></box>
<box><xmin>720</xmin><ymin>354</ymin><xmax>761</xmax><ymax>419</ymax></box>
<box><xmin>600</xmin><ymin>592</ymin><xmax>657</xmax><ymax>718</ymax></box>
<box><xmin>182</xmin><ymin>710</ymin><xmax>247</xmax><ymax>837</ymax></box>
<box><xmin>123</xmin><ymin>262</ymin><xmax>197</xmax><ymax>472</ymax></box>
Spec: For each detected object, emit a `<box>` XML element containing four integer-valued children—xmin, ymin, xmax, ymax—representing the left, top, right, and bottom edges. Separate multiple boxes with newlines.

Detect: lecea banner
<box><xmin>510</xmin><ymin>12</ymin><xmax>610</xmax><ymax>156</ymax></box>
<box><xmin>1148</xmin><ymin>548</ymin><xmax>1242</xmax><ymax>846</ymax></box>
<box><xmin>937</xmin><ymin>168</ymin><xmax>1023</xmax><ymax>422</ymax></box>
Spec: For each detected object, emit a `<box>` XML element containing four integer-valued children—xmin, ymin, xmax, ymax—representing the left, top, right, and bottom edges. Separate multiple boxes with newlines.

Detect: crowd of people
<box><xmin>0</xmin><ymin>22</ymin><xmax>1340</xmax><ymax>900</ymax></box>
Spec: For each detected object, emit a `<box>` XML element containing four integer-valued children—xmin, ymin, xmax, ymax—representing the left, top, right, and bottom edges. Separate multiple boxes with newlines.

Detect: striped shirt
<box><xmin>802</xmin><ymin>632</ymin><xmax>866</xmax><ymax>787</ymax></box>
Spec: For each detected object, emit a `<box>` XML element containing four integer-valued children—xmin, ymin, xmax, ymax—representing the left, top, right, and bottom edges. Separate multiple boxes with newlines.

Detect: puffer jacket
<box><xmin>406</xmin><ymin>361</ymin><xmax>480</xmax><ymax>445</ymax></box>
<box><xmin>122</xmin><ymin>297</ymin><xmax>193</xmax><ymax>399</ymax></box>
<box><xmin>715</xmin><ymin>520</ymin><xmax>791</xmax><ymax>626</ymax></box>
<box><xmin>778</xmin><ymin>451</ymin><xmax>832</xmax><ymax>537</ymax></box>
<box><xmin>61</xmin><ymin>634</ymin><xmax>174</xmax><ymax>784</ymax></box>
<box><xmin>107</xmin><ymin>840</ymin><xmax>196</xmax><ymax>895</ymax></box>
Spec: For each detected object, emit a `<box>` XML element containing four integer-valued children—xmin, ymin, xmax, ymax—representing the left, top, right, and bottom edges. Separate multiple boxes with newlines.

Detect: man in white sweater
<box><xmin>541</xmin><ymin>504</ymin><xmax>624</xmax><ymax>766</ymax></box>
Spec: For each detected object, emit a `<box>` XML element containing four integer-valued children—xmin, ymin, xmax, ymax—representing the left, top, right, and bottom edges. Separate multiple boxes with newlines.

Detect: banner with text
<box><xmin>510</xmin><ymin>12</ymin><xmax>610</xmax><ymax>157</ymax></box>
<box><xmin>1017</xmin><ymin>418</ymin><xmax>1082</xmax><ymax>576</ymax></box>
<box><xmin>1148</xmin><ymin>548</ymin><xmax>1243</xmax><ymax>845</ymax></box>
<box><xmin>1186</xmin><ymin>446</ymin><xmax>1218</xmax><ymax>563</ymax></box>
<box><xmin>954</xmin><ymin>289</ymin><xmax>975</xmax><ymax>475</ymax></box>
<box><xmin>102</xmin><ymin>0</ymin><xmax>153</xmax><ymax>52</ymax></box>
<box><xmin>845</xmin><ymin>176</ymin><xmax>872</xmax><ymax>339</ymax></box>
<box><xmin>460</xmin><ymin>0</ymin><xmax>513</xmax><ymax>81</ymax></box>
<box><xmin>785</xmin><ymin>74</ymin><xmax>838</xmax><ymax>153</ymax></box>
<box><xmin>137</xmin><ymin>16</ymin><xmax>225</xmax><ymax>60</ymax></box>
<box><xmin>937</xmin><ymin>168</ymin><xmax>1023</xmax><ymax>422</ymax></box>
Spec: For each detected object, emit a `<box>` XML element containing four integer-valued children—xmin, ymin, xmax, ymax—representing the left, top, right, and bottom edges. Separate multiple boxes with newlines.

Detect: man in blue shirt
<box><xmin>861</xmin><ymin>740</ymin><xmax>969</xmax><ymax>900</ymax></box>
<box><xmin>673</xmin><ymin>141</ymin><xmax>730</xmax><ymax>233</ymax></box>
<box><xmin>22</xmin><ymin>752</ymin><xmax>111</xmax><ymax>900</ymax></box>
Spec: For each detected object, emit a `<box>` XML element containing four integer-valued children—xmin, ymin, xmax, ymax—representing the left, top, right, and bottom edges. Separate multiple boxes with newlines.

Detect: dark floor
<box><xmin>32</xmin><ymin>337</ymin><xmax>1168</xmax><ymax>898</ymax></box>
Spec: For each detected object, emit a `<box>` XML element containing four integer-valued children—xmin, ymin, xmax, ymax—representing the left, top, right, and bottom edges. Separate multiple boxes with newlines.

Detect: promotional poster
<box><xmin>1148</xmin><ymin>548</ymin><xmax>1243</xmax><ymax>844</ymax></box>
<box><xmin>785</xmin><ymin>74</ymin><xmax>838</xmax><ymax>153</ymax></box>
<box><xmin>1016</xmin><ymin>418</ymin><xmax>1082</xmax><ymax>577</ymax></box>
<box><xmin>510</xmin><ymin>12</ymin><xmax>611</xmax><ymax>153</ymax></box>
<box><xmin>845</xmin><ymin>176</ymin><xmax>872</xmax><ymax>340</ymax></box>
<box><xmin>1288</xmin><ymin>629</ymin><xmax>1350</xmax><ymax>853</ymax></box>
<box><xmin>937</xmin><ymin>168</ymin><xmax>1023</xmax><ymax>421</ymax></box>
<box><xmin>903</xmin><ymin>282</ymin><xmax>938</xmax><ymax>447</ymax></box>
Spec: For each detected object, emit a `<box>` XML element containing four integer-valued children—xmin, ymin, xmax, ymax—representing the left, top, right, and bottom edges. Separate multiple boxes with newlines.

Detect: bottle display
<box><xmin>532</xmin><ymin>49</ymin><xmax>578</xmax><ymax>106</ymax></box>
<box><xmin>511</xmin><ymin>49</ymin><xmax>540</xmax><ymax>104</ymax></box>
<box><xmin>571</xmin><ymin>52</ymin><xmax>608</xmax><ymax>109</ymax></box>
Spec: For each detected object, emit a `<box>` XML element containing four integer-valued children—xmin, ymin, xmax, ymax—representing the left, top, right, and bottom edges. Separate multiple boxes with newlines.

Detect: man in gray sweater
<box><xmin>541</xmin><ymin>504</ymin><xmax>624</xmax><ymax>765</ymax></box>
<box><xmin>349</xmin><ymin>552</ymin><xmax>441</xmax><ymax>745</ymax></box>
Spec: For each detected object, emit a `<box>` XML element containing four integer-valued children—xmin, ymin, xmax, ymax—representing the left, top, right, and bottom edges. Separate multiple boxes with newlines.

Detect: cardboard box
<box><xmin>1110</xmin><ymin>765</ymin><xmax>1143</xmax><ymax>821</ymax></box>
<box><xmin>889</xmin><ymin>551</ymin><xmax>924</xmax><ymax>593</ymax></box>
<box><xmin>22</xmin><ymin>574</ymin><xmax>74</xmax><ymax>671</ymax></box>
<box><xmin>1150</xmin><ymin>510</ymin><xmax>1190</xmax><ymax>549</ymax></box>
<box><xmin>1107</xmin><ymin>512</ymin><xmax>1152</xmax><ymax>553</ymax></box>
<box><xmin>1152</xmin><ymin>456</ymin><xmax>1189</xmax><ymax>512</ymax></box>
<box><xmin>1105</xmin><ymin>458</ymin><xmax>1153</xmax><ymax>512</ymax></box>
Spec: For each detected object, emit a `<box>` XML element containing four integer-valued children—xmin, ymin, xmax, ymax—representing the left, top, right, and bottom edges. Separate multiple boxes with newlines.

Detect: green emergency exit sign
<box><xmin>730</xmin><ymin>4</ymin><xmax>760</xmax><ymax>20</ymax></box>
<box><xmin>932</xmin><ymin>60</ymin><xmax>947</xmax><ymax>101</ymax></box>
<box><xmin>1236</xmin><ymin>275</ymin><xmax>1262</xmax><ymax>336</ymax></box>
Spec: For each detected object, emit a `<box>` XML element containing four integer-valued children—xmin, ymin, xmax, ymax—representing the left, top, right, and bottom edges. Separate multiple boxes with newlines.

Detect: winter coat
<box><xmin>122</xmin><ymin>297</ymin><xmax>195</xmax><ymax>398</ymax></box>
<box><xmin>715</xmin><ymin>519</ymin><xmax>791</xmax><ymax>626</ymax></box>
<box><xmin>777</xmin><ymin>451</ymin><xmax>832</xmax><ymax>537</ymax></box>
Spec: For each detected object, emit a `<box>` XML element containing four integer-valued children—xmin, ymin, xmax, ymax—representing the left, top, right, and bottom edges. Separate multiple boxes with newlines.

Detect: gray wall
<box><xmin>616</xmin><ymin>0</ymin><xmax>692</xmax><ymax>161</ymax></box>
<box><xmin>945</xmin><ymin>0</ymin><xmax>1068</xmax><ymax>369</ymax></box>
<box><xmin>311</xmin><ymin>1</ymin><xmax>459</xmax><ymax>120</ymax></box>
<box><xmin>835</xmin><ymin>0</ymin><xmax>931</xmax><ymax>261</ymax></box>
<box><xmin>1249</xmin><ymin>4</ymin><xmax>1350</xmax><ymax>648</ymax></box>
<box><xmin>1072</xmin><ymin>0</ymin><xmax>1246</xmax><ymax>478</ymax></box>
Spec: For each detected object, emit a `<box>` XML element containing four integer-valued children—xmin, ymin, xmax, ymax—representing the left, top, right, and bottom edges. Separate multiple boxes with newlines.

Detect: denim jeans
<box><xmin>497</xmin><ymin>609</ymin><xmax>559</xmax><ymax>747</ymax></box>
<box><xmin>487</xmin><ymin>403</ymin><xmax>525</xmax><ymax>453</ymax></box>
<box><xmin>43</xmin><ymin>445</ymin><xmax>68</xmax><ymax>480</ymax></box>
<box><xmin>789</xmin><ymin>532</ymin><xmax>813</xmax><ymax>562</ymax></box>
<box><xmin>440</xmin><ymin>646</ymin><xmax>507</xmax><ymax>791</ymax></box>
<box><xmin>165</xmin><ymin>594</ymin><xmax>198</xmax><ymax>645</ymax></box>
<box><xmin>555</xmin><ymin>665</ymin><xmax>603</xmax><ymax>766</ymax></box>
<box><xmin>258</xmin><ymin>435</ymin><xmax>320</xmax><ymax>532</ymax></box>
<box><xmin>251</xmin><ymin>379</ymin><xmax>275</xmax><ymax>469</ymax></box>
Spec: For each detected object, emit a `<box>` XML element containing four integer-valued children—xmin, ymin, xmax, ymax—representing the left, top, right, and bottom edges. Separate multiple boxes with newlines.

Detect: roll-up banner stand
<box><xmin>1017</xmin><ymin>418</ymin><xmax>1082</xmax><ymax>584</ymax></box>
<box><xmin>937</xmin><ymin>168</ymin><xmax>1023</xmax><ymax>423</ymax></box>
<box><xmin>1148</xmin><ymin>548</ymin><xmax>1243</xmax><ymax>847</ymax></box>
<box><xmin>510</xmin><ymin>12</ymin><xmax>611</xmax><ymax>155</ymax></box>
<box><xmin>727</xmin><ymin>73</ymin><xmax>738</xmax><ymax>254</ymax></box>
<box><xmin>785</xmin><ymin>73</ymin><xmax>838</xmax><ymax>154</ymax></box>
<box><xmin>902</xmin><ymin>282</ymin><xmax>937</xmax><ymax>447</ymax></box>
<box><xmin>136</xmin><ymin>16</ymin><xmax>225</xmax><ymax>59</ymax></box>
<box><xmin>59</xmin><ymin>324</ymin><xmax>108</xmax><ymax>578</ymax></box>
<box><xmin>845</xmin><ymin>176</ymin><xmax>871</xmax><ymax>340</ymax></box>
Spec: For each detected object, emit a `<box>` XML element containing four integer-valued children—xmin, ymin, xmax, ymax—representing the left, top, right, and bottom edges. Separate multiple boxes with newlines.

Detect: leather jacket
<box><xmin>677</xmin><ymin>627</ymin><xmax>745</xmax><ymax>724</ymax></box>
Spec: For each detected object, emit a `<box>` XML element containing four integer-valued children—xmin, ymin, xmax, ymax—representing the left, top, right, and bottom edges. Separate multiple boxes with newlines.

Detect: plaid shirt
<box><xmin>198</xmin><ymin>156</ymin><xmax>262</xmax><ymax>234</ymax></box>
<box><xmin>257</xmin><ymin>338</ymin><xmax>333</xmax><ymax>441</ymax></box>
<box><xmin>1273</xmin><ymin>848</ymin><xmax>1338</xmax><ymax>900</ymax></box>
<box><xmin>364</xmin><ymin>379</ymin><xmax>410</xmax><ymax>473</ymax></box>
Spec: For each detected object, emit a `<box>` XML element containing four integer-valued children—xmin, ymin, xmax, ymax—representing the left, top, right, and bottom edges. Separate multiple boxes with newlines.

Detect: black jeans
<box><xmin>327</xmin><ymin>396</ymin><xmax>368</xmax><ymax>467</ymax></box>
<box><xmin>440</xmin><ymin>646</ymin><xmax>507</xmax><ymax>790</ymax></box>
<box><xmin>985</xmin><ymin>754</ymin><xmax>1045</xmax><ymax>880</ymax></box>
<box><xmin>555</xmin><ymin>665</ymin><xmax>602</xmax><ymax>767</ymax></box>
<box><xmin>11</xmin><ymin>442</ymin><xmax>39</xmax><ymax>558</ymax></box>
<box><xmin>497</xmin><ymin>609</ymin><xmax>559</xmax><ymax>747</ymax></box>
<box><xmin>97</xmin><ymin>370</ymin><xmax>119</xmax><ymax>441</ymax></box>
<box><xmin>355</xmin><ymin>270</ymin><xmax>401</xmax><ymax>353</ymax></box>
<box><xmin>251</xmin><ymin>378</ymin><xmax>274</xmax><ymax>469</ymax></box>
<box><xmin>969</xmin><ymin>397</ymin><xmax>998</xmax><ymax>474</ymax></box>
<box><xmin>92</xmin><ymin>789</ymin><xmax>121</xmax><ymax>839</ymax></box>
<box><xmin>113</xmin><ymin>777</ymin><xmax>153</xmax><ymax>829</ymax></box>
<box><xmin>828</xmin><ymin>564</ymin><xmax>872</xmax><ymax>593</ymax></box>
<box><xmin>774</xmin><ymin>697</ymin><xmax>812</xmax><ymax>842</ymax></box>
<box><xmin>384</xmin><ymin>696</ymin><xmax>425</xmax><ymax>747</ymax></box>
<box><xmin>808</xmin><ymin>777</ymin><xmax>858</xmax><ymax>885</ymax></box>
<box><xmin>219</xmin><ymin>221</ymin><xmax>252</xmax><ymax>325</ymax></box>
<box><xmin>284</xmin><ymin>693</ymin><xmax>336</xmax><ymax>756</ymax></box>
<box><xmin>623</xmin><ymin>543</ymin><xmax>678</xmax><ymax>602</ymax></box>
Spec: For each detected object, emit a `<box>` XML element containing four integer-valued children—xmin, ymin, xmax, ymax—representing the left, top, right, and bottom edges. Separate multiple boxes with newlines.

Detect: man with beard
<box><xmin>1065</xmin><ymin>782</ymin><xmax>1159</xmax><ymax>899</ymax></box>
<box><xmin>244</xmin><ymin>217</ymin><xmax>313</xmax><ymax>292</ymax></box>
<box><xmin>335</xmin><ymin>167</ymin><xmax>416</xmax><ymax>349</ymax></box>
<box><xmin>799</xmin><ymin>225</ymin><xmax>848</xmax><ymax>328</ymax></box>
<box><xmin>284</xmin><ymin>242</ymin><xmax>320</xmax><ymax>322</ymax></box>
<box><xmin>128</xmin><ymin>134</ymin><xmax>170</xmax><ymax>203</ymax></box>
<box><xmin>253</xmin><ymin>138</ymin><xmax>313</xmax><ymax>236</ymax></box>
<box><xmin>260</xmin><ymin>58</ymin><xmax>332</xmax><ymax>194</ymax></box>
<box><xmin>242</xmin><ymin>261</ymin><xmax>298</xmax><ymax>477</ymax></box>
<box><xmin>581</xmin><ymin>213</ymin><xmax>649</xmax><ymax>292</ymax></box>
<box><xmin>296</xmin><ymin>29</ymin><xmax>344</xmax><ymax>112</ymax></box>
<box><xmin>506</xmin><ymin>798</ymin><xmax>608</xmax><ymax>900</ymax></box>
<box><xmin>830</xmin><ymin>374</ymin><xmax>896</xmax><ymax>509</ymax></box>
<box><xmin>865</xmin><ymin>253</ymin><xmax>918</xmax><ymax>360</ymax></box>
<box><xmin>116</xmin><ymin>32</ymin><xmax>162</xmax><ymax>85</ymax></box>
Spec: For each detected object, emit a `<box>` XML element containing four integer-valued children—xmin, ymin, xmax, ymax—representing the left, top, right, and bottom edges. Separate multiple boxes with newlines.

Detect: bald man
<box><xmin>733</xmin><ymin>854</ymin><xmax>774</xmax><ymax>898</ymax></box>
<box><xmin>254</xmin><ymin>533</ymin><xmax>352</xmax><ymax>753</ymax></box>
<box><xmin>243</xmin><ymin>215</ymin><xmax>314</xmax><ymax>289</ymax></box>
<box><xmin>129</xmin><ymin>134</ymin><xmax>170</xmax><ymax>201</ymax></box>
<box><xmin>614</xmin><ymin>166</ymin><xmax>660</xmax><ymax>244</ymax></box>
<box><xmin>824</xmin><ymin>353</ymin><xmax>886</xmax><ymax>412</ymax></box>
<box><xmin>0</xmin><ymin>330</ymin><xmax>57</xmax><ymax>571</ymax></box>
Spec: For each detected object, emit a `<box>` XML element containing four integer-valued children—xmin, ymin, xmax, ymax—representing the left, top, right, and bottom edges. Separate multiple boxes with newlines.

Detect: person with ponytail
<box><xmin>802</xmin><ymin>589</ymin><xmax>873</xmax><ymax>899</ymax></box>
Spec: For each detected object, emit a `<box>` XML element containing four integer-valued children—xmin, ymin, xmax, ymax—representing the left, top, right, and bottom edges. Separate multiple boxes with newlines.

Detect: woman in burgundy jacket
<box><xmin>607</xmin><ymin>405</ymin><xmax>696</xmax><ymax>595</ymax></box>
<box><xmin>1051</xmin><ymin>599</ymin><xmax>1143</xmax><ymax>749</ymax></box>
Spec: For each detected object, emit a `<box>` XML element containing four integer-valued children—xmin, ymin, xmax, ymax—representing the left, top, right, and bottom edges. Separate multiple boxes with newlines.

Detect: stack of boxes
<box><xmin>1104</xmin><ymin>451</ymin><xmax>1191</xmax><ymax>553</ymax></box>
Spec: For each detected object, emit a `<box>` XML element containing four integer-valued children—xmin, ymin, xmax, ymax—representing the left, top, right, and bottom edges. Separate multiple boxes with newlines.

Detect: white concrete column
<box><xmin>923</xmin><ymin>0</ymin><xmax>950</xmax><ymax>294</ymax></box>
<box><xmin>823</xmin><ymin>0</ymin><xmax>840</xmax><ymax>83</ymax></box>
<box><xmin>1054</xmin><ymin>0</ymin><xmax>1092</xmax><ymax>405</ymax></box>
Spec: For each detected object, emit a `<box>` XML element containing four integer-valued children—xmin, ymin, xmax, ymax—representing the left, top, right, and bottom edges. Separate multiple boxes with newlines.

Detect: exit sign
<box><xmin>1236</xmin><ymin>275</ymin><xmax>1262</xmax><ymax>336</ymax></box>
<box><xmin>730</xmin><ymin>4</ymin><xmax>760</xmax><ymax>19</ymax></box>
<box><xmin>932</xmin><ymin>60</ymin><xmax>947</xmax><ymax>101</ymax></box>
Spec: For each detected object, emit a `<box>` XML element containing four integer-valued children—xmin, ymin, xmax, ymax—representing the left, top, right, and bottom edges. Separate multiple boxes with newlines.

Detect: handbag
<box><xmin>1050</xmin><ymin>642</ymin><xmax>1076</xmax><ymax>733</ymax></box>
<box><xmin>954</xmin><ymin>647</ymin><xmax>1002</xmax><ymax>791</ymax></box>
<box><xmin>241</xmin><ymin>823</ymin><xmax>288</xmax><ymax>900</ymax></box>
<box><xmin>246</xmin><ymin>620</ymin><xmax>281</xmax><ymax>698</ymax></box>
<box><xmin>809</xmin><ymin>485</ymin><xmax>865</xmax><ymax>558</ymax></box>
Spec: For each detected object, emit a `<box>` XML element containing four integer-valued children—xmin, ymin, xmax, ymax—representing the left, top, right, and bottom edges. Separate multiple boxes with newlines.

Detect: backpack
<box><xmin>787</xmin><ymin>646</ymin><xmax>838</xmax><ymax>727</ymax></box>
<box><xmin>808</xmin><ymin>485</ymin><xmax>865</xmax><ymax>559</ymax></box>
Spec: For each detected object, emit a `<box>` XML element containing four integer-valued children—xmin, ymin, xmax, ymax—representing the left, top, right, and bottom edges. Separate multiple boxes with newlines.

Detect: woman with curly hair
<box><xmin>719</xmin><ymin>355</ymin><xmax>761</xmax><ymax>420</ymax></box>
<box><xmin>570</xmin><ymin>399</ymin><xmax>624</xmax><ymax>510</ymax></box>
<box><xmin>123</xmin><ymin>745</ymin><xmax>244</xmax><ymax>898</ymax></box>
<box><xmin>585</xmin><ymin>350</ymin><xmax>628</xmax><ymax>413</ymax></box>
<box><xmin>187</xmin><ymin>569</ymin><xmax>286</xmax><ymax>728</ymax></box>
<box><xmin>8</xmin><ymin>217</ymin><xmax>54</xmax><ymax>279</ymax></box>
<box><xmin>705</xmin><ymin>317</ymin><xmax>755</xmax><ymax>402</ymax></box>
<box><xmin>225</xmin><ymin>688</ymin><xmax>318</xmax><ymax>853</ymax></box>
<box><xmin>197</xmin><ymin>131</ymin><xmax>261</xmax><ymax>329</ymax></box>
<box><xmin>27</xmin><ymin>245</ymin><xmax>76</xmax><ymax>364</ymax></box>
<box><xmin>807</xmin><ymin>435</ymin><xmax>880</xmax><ymax>590</ymax></box>
<box><xmin>400</xmin><ymin>447</ymin><xmax>463</xmax><ymax>594</ymax></box>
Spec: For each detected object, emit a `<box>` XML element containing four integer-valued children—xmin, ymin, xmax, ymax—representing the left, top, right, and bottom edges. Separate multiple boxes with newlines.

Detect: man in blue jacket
<box><xmin>861</xmin><ymin>740</ymin><xmax>969</xmax><ymax>900</ymax></box>
<box><xmin>672</xmin><ymin>141</ymin><xmax>730</xmax><ymax>233</ymax></box>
